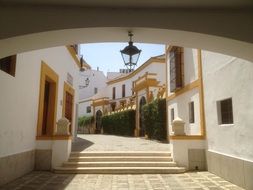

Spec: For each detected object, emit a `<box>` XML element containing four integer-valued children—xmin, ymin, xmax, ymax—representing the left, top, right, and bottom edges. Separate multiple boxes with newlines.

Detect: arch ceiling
<box><xmin>0</xmin><ymin>1</ymin><xmax>252</xmax><ymax>61</ymax></box>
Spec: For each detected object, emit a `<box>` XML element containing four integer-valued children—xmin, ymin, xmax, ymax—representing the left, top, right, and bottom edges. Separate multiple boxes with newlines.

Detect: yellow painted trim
<box><xmin>108</xmin><ymin>95</ymin><xmax>132</xmax><ymax>102</ymax></box>
<box><xmin>37</xmin><ymin>61</ymin><xmax>59</xmax><ymax>137</ymax></box>
<box><xmin>36</xmin><ymin>135</ymin><xmax>72</xmax><ymax>140</ymax></box>
<box><xmin>62</xmin><ymin>82</ymin><xmax>75</xmax><ymax>134</ymax></box>
<box><xmin>135</xmin><ymin>91</ymin><xmax>139</xmax><ymax>137</ymax></box>
<box><xmin>107</xmin><ymin>57</ymin><xmax>165</xmax><ymax>85</ymax></box>
<box><xmin>197</xmin><ymin>49</ymin><xmax>207</xmax><ymax>138</ymax></box>
<box><xmin>92</xmin><ymin>98</ymin><xmax>109</xmax><ymax>107</ymax></box>
<box><xmin>167</xmin><ymin>79</ymin><xmax>200</xmax><ymax>101</ymax></box>
<box><xmin>170</xmin><ymin>135</ymin><xmax>205</xmax><ymax>140</ymax></box>
<box><xmin>62</xmin><ymin>82</ymin><xmax>75</xmax><ymax>116</ymax></box>
<box><xmin>165</xmin><ymin>46</ymin><xmax>170</xmax><ymax>141</ymax></box>
<box><xmin>134</xmin><ymin>79</ymin><xmax>159</xmax><ymax>92</ymax></box>
<box><xmin>66</xmin><ymin>45</ymin><xmax>91</xmax><ymax>69</ymax></box>
<box><xmin>133</xmin><ymin>72</ymin><xmax>157</xmax><ymax>83</ymax></box>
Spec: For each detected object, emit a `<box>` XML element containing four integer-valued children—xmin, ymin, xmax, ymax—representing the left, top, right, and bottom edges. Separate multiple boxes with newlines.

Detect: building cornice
<box><xmin>107</xmin><ymin>57</ymin><xmax>165</xmax><ymax>85</ymax></box>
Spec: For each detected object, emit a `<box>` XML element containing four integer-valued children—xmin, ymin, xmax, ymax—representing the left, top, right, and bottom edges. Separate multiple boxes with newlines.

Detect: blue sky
<box><xmin>80</xmin><ymin>43</ymin><xmax>165</xmax><ymax>75</ymax></box>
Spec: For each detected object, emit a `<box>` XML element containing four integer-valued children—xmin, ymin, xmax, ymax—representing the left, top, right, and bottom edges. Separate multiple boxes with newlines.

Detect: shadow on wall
<box><xmin>71</xmin><ymin>137</ymin><xmax>94</xmax><ymax>152</ymax></box>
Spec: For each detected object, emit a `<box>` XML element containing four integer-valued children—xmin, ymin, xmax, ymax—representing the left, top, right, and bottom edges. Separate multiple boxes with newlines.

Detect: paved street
<box><xmin>72</xmin><ymin>134</ymin><xmax>170</xmax><ymax>152</ymax></box>
<box><xmin>1</xmin><ymin>171</ymin><xmax>243</xmax><ymax>190</ymax></box>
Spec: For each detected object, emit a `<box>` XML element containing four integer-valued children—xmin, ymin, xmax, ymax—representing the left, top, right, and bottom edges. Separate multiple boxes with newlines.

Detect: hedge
<box><xmin>78</xmin><ymin>115</ymin><xmax>94</xmax><ymax>127</ymax></box>
<box><xmin>102</xmin><ymin>109</ymin><xmax>136</xmax><ymax>136</ymax></box>
<box><xmin>142</xmin><ymin>98</ymin><xmax>167</xmax><ymax>141</ymax></box>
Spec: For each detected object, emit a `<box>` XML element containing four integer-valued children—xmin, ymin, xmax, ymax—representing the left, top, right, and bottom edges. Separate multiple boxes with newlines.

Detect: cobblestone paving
<box><xmin>72</xmin><ymin>134</ymin><xmax>170</xmax><ymax>152</ymax></box>
<box><xmin>0</xmin><ymin>171</ymin><xmax>244</xmax><ymax>190</ymax></box>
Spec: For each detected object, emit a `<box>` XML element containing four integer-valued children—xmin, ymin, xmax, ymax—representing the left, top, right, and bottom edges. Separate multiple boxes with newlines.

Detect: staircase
<box><xmin>54</xmin><ymin>151</ymin><xmax>186</xmax><ymax>174</ymax></box>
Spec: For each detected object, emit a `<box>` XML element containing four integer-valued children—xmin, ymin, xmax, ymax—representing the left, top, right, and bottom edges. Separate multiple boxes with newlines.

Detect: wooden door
<box><xmin>65</xmin><ymin>91</ymin><xmax>73</xmax><ymax>134</ymax></box>
<box><xmin>42</xmin><ymin>81</ymin><xmax>50</xmax><ymax>135</ymax></box>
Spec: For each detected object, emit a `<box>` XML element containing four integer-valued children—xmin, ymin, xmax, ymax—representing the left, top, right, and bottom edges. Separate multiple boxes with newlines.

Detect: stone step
<box><xmin>62</xmin><ymin>161</ymin><xmax>177</xmax><ymax>167</ymax></box>
<box><xmin>68</xmin><ymin>156</ymin><xmax>173</xmax><ymax>162</ymax></box>
<box><xmin>70</xmin><ymin>151</ymin><xmax>171</xmax><ymax>157</ymax></box>
<box><xmin>54</xmin><ymin>166</ymin><xmax>186</xmax><ymax>174</ymax></box>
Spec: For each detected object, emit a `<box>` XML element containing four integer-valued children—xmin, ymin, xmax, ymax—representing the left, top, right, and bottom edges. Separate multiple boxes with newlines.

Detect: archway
<box><xmin>1</xmin><ymin>27</ymin><xmax>253</xmax><ymax>63</ymax></box>
<box><xmin>139</xmin><ymin>96</ymin><xmax>147</xmax><ymax>137</ymax></box>
<box><xmin>95</xmin><ymin>110</ymin><xmax>103</xmax><ymax>134</ymax></box>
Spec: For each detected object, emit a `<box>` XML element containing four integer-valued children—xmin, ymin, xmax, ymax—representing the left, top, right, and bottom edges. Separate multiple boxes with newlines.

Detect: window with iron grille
<box><xmin>170</xmin><ymin>108</ymin><xmax>175</xmax><ymax>124</ymax></box>
<box><xmin>217</xmin><ymin>98</ymin><xmax>234</xmax><ymax>125</ymax></box>
<box><xmin>122</xmin><ymin>84</ymin><xmax>126</xmax><ymax>98</ymax></box>
<box><xmin>86</xmin><ymin>106</ymin><xmax>91</xmax><ymax>113</ymax></box>
<box><xmin>112</xmin><ymin>87</ymin><xmax>116</xmax><ymax>99</ymax></box>
<box><xmin>0</xmin><ymin>55</ymin><xmax>16</xmax><ymax>77</ymax></box>
<box><xmin>94</xmin><ymin>87</ymin><xmax>98</xmax><ymax>94</ymax></box>
<box><xmin>189</xmin><ymin>101</ymin><xmax>195</xmax><ymax>123</ymax></box>
<box><xmin>169</xmin><ymin>47</ymin><xmax>183</xmax><ymax>92</ymax></box>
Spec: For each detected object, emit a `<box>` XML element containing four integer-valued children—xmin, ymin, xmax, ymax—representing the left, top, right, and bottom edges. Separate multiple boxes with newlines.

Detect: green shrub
<box><xmin>78</xmin><ymin>115</ymin><xmax>94</xmax><ymax>127</ymax></box>
<box><xmin>102</xmin><ymin>109</ymin><xmax>136</xmax><ymax>136</ymax></box>
<box><xmin>142</xmin><ymin>98</ymin><xmax>167</xmax><ymax>141</ymax></box>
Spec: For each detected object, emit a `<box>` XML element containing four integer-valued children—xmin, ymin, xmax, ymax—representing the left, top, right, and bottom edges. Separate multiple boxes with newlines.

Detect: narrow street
<box><xmin>72</xmin><ymin>134</ymin><xmax>170</xmax><ymax>152</ymax></box>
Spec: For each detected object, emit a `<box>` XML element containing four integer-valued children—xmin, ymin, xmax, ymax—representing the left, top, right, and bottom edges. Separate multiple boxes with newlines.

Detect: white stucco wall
<box><xmin>184</xmin><ymin>48</ymin><xmax>199</xmax><ymax>85</ymax></box>
<box><xmin>167</xmin><ymin>88</ymin><xmax>200</xmax><ymax>136</ymax></box>
<box><xmin>0</xmin><ymin>46</ymin><xmax>79</xmax><ymax>157</ymax></box>
<box><xmin>79</xmin><ymin>69</ymin><xmax>107</xmax><ymax>100</ymax></box>
<box><xmin>107</xmin><ymin>61</ymin><xmax>166</xmax><ymax>100</ymax></box>
<box><xmin>78</xmin><ymin>99</ymin><xmax>93</xmax><ymax>117</ymax></box>
<box><xmin>202</xmin><ymin>50</ymin><xmax>253</xmax><ymax>161</ymax></box>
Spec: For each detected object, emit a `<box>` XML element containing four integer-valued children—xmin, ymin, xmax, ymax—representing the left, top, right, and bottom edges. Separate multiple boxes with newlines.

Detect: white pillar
<box><xmin>171</xmin><ymin>139</ymin><xmax>206</xmax><ymax>170</ymax></box>
<box><xmin>51</xmin><ymin>139</ymin><xmax>72</xmax><ymax>168</ymax></box>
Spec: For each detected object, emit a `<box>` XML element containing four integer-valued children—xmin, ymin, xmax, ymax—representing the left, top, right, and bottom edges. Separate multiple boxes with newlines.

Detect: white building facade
<box><xmin>0</xmin><ymin>45</ymin><xmax>86</xmax><ymax>185</ymax></box>
<box><xmin>86</xmin><ymin>55</ymin><xmax>166</xmax><ymax>135</ymax></box>
<box><xmin>202</xmin><ymin>50</ymin><xmax>253</xmax><ymax>189</ymax></box>
<box><xmin>78</xmin><ymin>69</ymin><xmax>107</xmax><ymax>117</ymax></box>
<box><xmin>166</xmin><ymin>45</ymin><xmax>253</xmax><ymax>189</ymax></box>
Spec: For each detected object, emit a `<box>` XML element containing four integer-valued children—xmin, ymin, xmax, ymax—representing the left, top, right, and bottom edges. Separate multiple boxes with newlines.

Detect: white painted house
<box><xmin>78</xmin><ymin>69</ymin><xmax>107</xmax><ymax>117</ymax></box>
<box><xmin>0</xmin><ymin>45</ymin><xmax>88</xmax><ymax>185</ymax></box>
<box><xmin>202</xmin><ymin>50</ymin><xmax>253</xmax><ymax>189</ymax></box>
<box><xmin>89</xmin><ymin>54</ymin><xmax>166</xmax><ymax>135</ymax></box>
<box><xmin>166</xmin><ymin>45</ymin><xmax>253</xmax><ymax>189</ymax></box>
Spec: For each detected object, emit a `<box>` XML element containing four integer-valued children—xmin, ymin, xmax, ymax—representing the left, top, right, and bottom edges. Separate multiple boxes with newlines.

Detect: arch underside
<box><xmin>0</xmin><ymin>5</ymin><xmax>253</xmax><ymax>61</ymax></box>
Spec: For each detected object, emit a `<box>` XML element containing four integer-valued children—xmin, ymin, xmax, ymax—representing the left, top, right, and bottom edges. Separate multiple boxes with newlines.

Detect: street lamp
<box><xmin>79</xmin><ymin>77</ymin><xmax>90</xmax><ymax>89</ymax></box>
<box><xmin>120</xmin><ymin>31</ymin><xmax>141</xmax><ymax>71</ymax></box>
<box><xmin>79</xmin><ymin>55</ymin><xmax>90</xmax><ymax>89</ymax></box>
<box><xmin>80</xmin><ymin>55</ymin><xmax>85</xmax><ymax>72</ymax></box>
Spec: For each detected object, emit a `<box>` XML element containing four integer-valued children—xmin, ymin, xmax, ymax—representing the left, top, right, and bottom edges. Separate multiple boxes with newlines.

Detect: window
<box><xmin>86</xmin><ymin>106</ymin><xmax>91</xmax><ymax>113</ymax></box>
<box><xmin>217</xmin><ymin>98</ymin><xmax>234</xmax><ymax>124</ymax></box>
<box><xmin>0</xmin><ymin>55</ymin><xmax>16</xmax><ymax>77</ymax></box>
<box><xmin>94</xmin><ymin>87</ymin><xmax>98</xmax><ymax>94</ymax></box>
<box><xmin>112</xmin><ymin>87</ymin><xmax>116</xmax><ymax>99</ymax></box>
<box><xmin>189</xmin><ymin>101</ymin><xmax>195</xmax><ymax>123</ymax></box>
<box><xmin>171</xmin><ymin>108</ymin><xmax>175</xmax><ymax>123</ymax></box>
<box><xmin>122</xmin><ymin>84</ymin><xmax>126</xmax><ymax>98</ymax></box>
<box><xmin>169</xmin><ymin>47</ymin><xmax>183</xmax><ymax>92</ymax></box>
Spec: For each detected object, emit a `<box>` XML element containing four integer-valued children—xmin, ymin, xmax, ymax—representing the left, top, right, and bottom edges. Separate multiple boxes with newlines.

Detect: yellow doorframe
<box><xmin>62</xmin><ymin>82</ymin><xmax>75</xmax><ymax>134</ymax></box>
<box><xmin>37</xmin><ymin>61</ymin><xmax>59</xmax><ymax>138</ymax></box>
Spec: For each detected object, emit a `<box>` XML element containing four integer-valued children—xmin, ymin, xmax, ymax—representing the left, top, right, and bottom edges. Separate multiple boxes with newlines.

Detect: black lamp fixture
<box><xmin>80</xmin><ymin>55</ymin><xmax>86</xmax><ymax>72</ymax></box>
<box><xmin>79</xmin><ymin>76</ymin><xmax>90</xmax><ymax>89</ymax></box>
<box><xmin>79</xmin><ymin>55</ymin><xmax>90</xmax><ymax>89</ymax></box>
<box><xmin>120</xmin><ymin>31</ymin><xmax>141</xmax><ymax>70</ymax></box>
